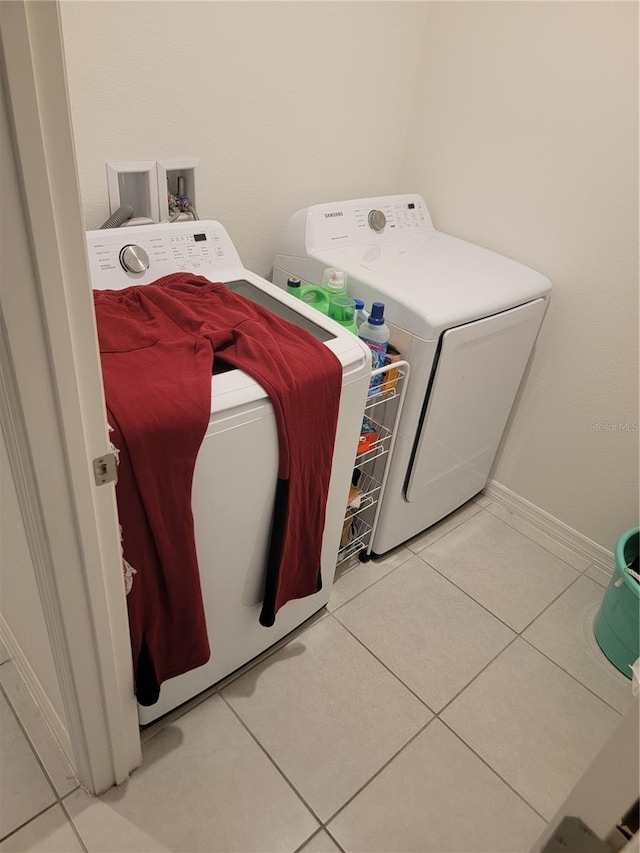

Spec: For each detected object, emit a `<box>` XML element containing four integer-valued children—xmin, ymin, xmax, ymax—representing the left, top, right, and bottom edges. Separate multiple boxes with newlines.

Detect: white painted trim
<box><xmin>485</xmin><ymin>480</ymin><xmax>615</xmax><ymax>574</ymax></box>
<box><xmin>0</xmin><ymin>614</ymin><xmax>73</xmax><ymax>768</ymax></box>
<box><xmin>0</xmin><ymin>0</ymin><xmax>141</xmax><ymax>792</ymax></box>
<box><xmin>0</xmin><ymin>311</ymin><xmax>76</xmax><ymax>771</ymax></box>
<box><xmin>535</xmin><ymin>698</ymin><xmax>639</xmax><ymax>849</ymax></box>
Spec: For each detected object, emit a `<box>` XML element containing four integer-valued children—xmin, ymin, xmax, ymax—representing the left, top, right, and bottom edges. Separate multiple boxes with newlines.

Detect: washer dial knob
<box><xmin>119</xmin><ymin>244</ymin><xmax>149</xmax><ymax>274</ymax></box>
<box><xmin>368</xmin><ymin>209</ymin><xmax>387</xmax><ymax>233</ymax></box>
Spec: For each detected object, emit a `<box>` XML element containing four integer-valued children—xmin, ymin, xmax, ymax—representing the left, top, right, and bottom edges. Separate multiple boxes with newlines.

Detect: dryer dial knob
<box><xmin>368</xmin><ymin>209</ymin><xmax>387</xmax><ymax>233</ymax></box>
<box><xmin>119</xmin><ymin>244</ymin><xmax>149</xmax><ymax>274</ymax></box>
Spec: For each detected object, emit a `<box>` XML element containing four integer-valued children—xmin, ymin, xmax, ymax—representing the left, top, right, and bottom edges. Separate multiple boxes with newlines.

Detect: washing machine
<box><xmin>273</xmin><ymin>193</ymin><xmax>552</xmax><ymax>556</ymax></box>
<box><xmin>86</xmin><ymin>220</ymin><xmax>371</xmax><ymax>724</ymax></box>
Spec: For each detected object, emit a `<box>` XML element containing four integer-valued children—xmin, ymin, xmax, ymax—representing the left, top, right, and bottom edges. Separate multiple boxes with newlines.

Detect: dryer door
<box><xmin>405</xmin><ymin>298</ymin><xmax>547</xmax><ymax>508</ymax></box>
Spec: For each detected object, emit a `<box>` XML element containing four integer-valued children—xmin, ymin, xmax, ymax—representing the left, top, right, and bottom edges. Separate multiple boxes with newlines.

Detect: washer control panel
<box><xmin>86</xmin><ymin>221</ymin><xmax>242</xmax><ymax>290</ymax></box>
<box><xmin>305</xmin><ymin>194</ymin><xmax>433</xmax><ymax>252</ymax></box>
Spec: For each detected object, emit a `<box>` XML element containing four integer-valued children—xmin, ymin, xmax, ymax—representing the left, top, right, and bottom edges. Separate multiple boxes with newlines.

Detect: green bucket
<box><xmin>593</xmin><ymin>527</ymin><xmax>640</xmax><ymax>678</ymax></box>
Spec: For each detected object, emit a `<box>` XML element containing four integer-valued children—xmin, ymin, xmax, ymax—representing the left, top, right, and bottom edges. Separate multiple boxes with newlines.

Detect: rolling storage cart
<box><xmin>337</xmin><ymin>360</ymin><xmax>410</xmax><ymax>567</ymax></box>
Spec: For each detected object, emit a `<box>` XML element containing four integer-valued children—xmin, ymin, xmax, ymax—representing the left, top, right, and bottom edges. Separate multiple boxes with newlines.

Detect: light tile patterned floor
<box><xmin>0</xmin><ymin>499</ymin><xmax>634</xmax><ymax>852</ymax></box>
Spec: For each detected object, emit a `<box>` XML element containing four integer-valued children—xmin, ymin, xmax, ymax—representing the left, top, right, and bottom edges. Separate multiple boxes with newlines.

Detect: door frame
<box><xmin>534</xmin><ymin>697</ymin><xmax>639</xmax><ymax>850</ymax></box>
<box><xmin>0</xmin><ymin>0</ymin><xmax>140</xmax><ymax>792</ymax></box>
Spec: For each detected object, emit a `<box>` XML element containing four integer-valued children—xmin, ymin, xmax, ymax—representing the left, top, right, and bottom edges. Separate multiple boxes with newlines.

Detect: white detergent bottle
<box><xmin>359</xmin><ymin>302</ymin><xmax>390</xmax><ymax>396</ymax></box>
<box><xmin>353</xmin><ymin>298</ymin><xmax>369</xmax><ymax>329</ymax></box>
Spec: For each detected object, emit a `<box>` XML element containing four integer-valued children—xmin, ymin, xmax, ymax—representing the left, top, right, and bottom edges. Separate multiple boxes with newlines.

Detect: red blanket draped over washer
<box><xmin>94</xmin><ymin>274</ymin><xmax>342</xmax><ymax>705</ymax></box>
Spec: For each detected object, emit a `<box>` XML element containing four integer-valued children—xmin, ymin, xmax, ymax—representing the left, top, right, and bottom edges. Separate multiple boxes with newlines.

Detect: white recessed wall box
<box><xmin>157</xmin><ymin>158</ymin><xmax>200</xmax><ymax>221</ymax></box>
<box><xmin>106</xmin><ymin>160</ymin><xmax>160</xmax><ymax>226</ymax></box>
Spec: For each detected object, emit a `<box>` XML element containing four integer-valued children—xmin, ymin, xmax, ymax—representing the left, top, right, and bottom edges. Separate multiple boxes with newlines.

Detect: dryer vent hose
<box><xmin>100</xmin><ymin>205</ymin><xmax>134</xmax><ymax>229</ymax></box>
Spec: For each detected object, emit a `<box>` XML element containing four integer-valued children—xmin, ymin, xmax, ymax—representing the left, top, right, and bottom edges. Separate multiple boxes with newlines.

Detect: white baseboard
<box><xmin>484</xmin><ymin>480</ymin><xmax>615</xmax><ymax>575</ymax></box>
<box><xmin>0</xmin><ymin>613</ymin><xmax>74</xmax><ymax>767</ymax></box>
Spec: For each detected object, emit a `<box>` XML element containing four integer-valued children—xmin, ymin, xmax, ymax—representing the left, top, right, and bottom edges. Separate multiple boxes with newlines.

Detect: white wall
<box><xmin>399</xmin><ymin>1</ymin><xmax>639</xmax><ymax>551</ymax></box>
<box><xmin>59</xmin><ymin>0</ymin><xmax>428</xmax><ymax>277</ymax></box>
<box><xmin>60</xmin><ymin>1</ymin><xmax>638</xmax><ymax>552</ymax></box>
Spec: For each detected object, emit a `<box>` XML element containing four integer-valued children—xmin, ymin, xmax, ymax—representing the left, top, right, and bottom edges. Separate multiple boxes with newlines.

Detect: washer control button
<box><xmin>368</xmin><ymin>209</ymin><xmax>387</xmax><ymax>233</ymax></box>
<box><xmin>119</xmin><ymin>244</ymin><xmax>149</xmax><ymax>274</ymax></box>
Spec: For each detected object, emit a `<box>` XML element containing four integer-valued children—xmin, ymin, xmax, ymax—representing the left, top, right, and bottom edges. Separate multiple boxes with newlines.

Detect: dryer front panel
<box><xmin>405</xmin><ymin>299</ymin><xmax>547</xmax><ymax>509</ymax></box>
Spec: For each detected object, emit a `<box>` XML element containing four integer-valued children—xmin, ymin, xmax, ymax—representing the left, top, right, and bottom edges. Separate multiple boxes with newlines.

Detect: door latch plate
<box><xmin>92</xmin><ymin>453</ymin><xmax>118</xmax><ymax>486</ymax></box>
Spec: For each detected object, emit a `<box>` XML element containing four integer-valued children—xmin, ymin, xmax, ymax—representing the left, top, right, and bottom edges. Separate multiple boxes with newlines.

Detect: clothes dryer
<box><xmin>86</xmin><ymin>221</ymin><xmax>371</xmax><ymax>724</ymax></box>
<box><xmin>274</xmin><ymin>194</ymin><xmax>552</xmax><ymax>555</ymax></box>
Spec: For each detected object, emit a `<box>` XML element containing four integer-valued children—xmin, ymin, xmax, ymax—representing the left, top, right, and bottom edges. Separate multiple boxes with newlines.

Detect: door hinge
<box><xmin>92</xmin><ymin>453</ymin><xmax>118</xmax><ymax>486</ymax></box>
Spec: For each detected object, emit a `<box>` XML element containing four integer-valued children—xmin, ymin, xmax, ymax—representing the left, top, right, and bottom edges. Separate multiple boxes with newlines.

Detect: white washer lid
<box><xmin>310</xmin><ymin>230</ymin><xmax>552</xmax><ymax>340</ymax></box>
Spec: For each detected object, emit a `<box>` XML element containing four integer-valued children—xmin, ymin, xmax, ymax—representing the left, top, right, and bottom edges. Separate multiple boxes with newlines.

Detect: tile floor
<box><xmin>1</xmin><ymin>497</ymin><xmax>634</xmax><ymax>852</ymax></box>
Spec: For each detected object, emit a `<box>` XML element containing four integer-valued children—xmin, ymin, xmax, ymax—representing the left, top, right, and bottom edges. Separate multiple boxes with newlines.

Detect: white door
<box><xmin>534</xmin><ymin>697</ymin><xmax>638</xmax><ymax>851</ymax></box>
<box><xmin>0</xmin><ymin>0</ymin><xmax>140</xmax><ymax>791</ymax></box>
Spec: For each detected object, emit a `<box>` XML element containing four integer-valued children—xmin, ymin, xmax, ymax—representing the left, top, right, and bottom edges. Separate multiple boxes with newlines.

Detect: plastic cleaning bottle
<box><xmin>287</xmin><ymin>277</ymin><xmax>302</xmax><ymax>297</ymax></box>
<box><xmin>328</xmin><ymin>296</ymin><xmax>358</xmax><ymax>336</ymax></box>
<box><xmin>359</xmin><ymin>302</ymin><xmax>390</xmax><ymax>396</ymax></box>
<box><xmin>322</xmin><ymin>268</ymin><xmax>348</xmax><ymax>299</ymax></box>
<box><xmin>353</xmin><ymin>298</ymin><xmax>368</xmax><ymax>329</ymax></box>
<box><xmin>287</xmin><ymin>276</ymin><xmax>331</xmax><ymax>314</ymax></box>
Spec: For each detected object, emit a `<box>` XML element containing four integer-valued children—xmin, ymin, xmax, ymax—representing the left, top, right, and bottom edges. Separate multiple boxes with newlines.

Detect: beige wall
<box><xmin>59</xmin><ymin>0</ymin><xmax>427</xmax><ymax>277</ymax></box>
<box><xmin>399</xmin><ymin>1</ymin><xmax>639</xmax><ymax>551</ymax></box>
<box><xmin>60</xmin><ymin>1</ymin><xmax>638</xmax><ymax>552</ymax></box>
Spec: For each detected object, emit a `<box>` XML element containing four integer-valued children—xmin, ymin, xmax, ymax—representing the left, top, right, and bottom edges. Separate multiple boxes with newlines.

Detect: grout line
<box><xmin>405</xmin><ymin>503</ymin><xmax>485</xmax><ymax>557</ymax></box>
<box><xmin>437</xmin><ymin>717</ymin><xmax>550</xmax><ymax>824</ymax></box>
<box><xmin>430</xmin><ymin>571</ymin><xmax>622</xmax><ymax>718</ymax></box>
<box><xmin>58</xmin><ymin>797</ymin><xmax>89</xmax><ymax>853</ymax></box>
<box><xmin>519</xmin><ymin>635</ymin><xmax>626</xmax><ymax>716</ymax></box>
<box><xmin>219</xmin><ymin>692</ymin><xmax>324</xmax><ymax>827</ymax></box>
<box><xmin>323</xmin><ymin>826</ymin><xmax>347</xmax><ymax>853</ymax></box>
<box><xmin>581</xmin><ymin>562</ymin><xmax>612</xmax><ymax>584</ymax></box>
<box><xmin>472</xmin><ymin>493</ymin><xmax>492</xmax><ymax>508</ymax></box>
<box><xmin>35</xmin><ymin>501</ymin><xmax>604</xmax><ymax>851</ymax></box>
<box><xmin>416</xmin><ymin>536</ymin><xmax>584</xmax><ymax>640</ymax></box>
<box><xmin>292</xmin><ymin>828</ymin><xmax>324</xmax><ymax>853</ymax></box>
<box><xmin>138</xmin><ymin>684</ymin><xmax>221</xmax><ymax>744</ymax></box>
<box><xmin>483</xmin><ymin>487</ymin><xmax>614</xmax><ymax>572</ymax></box>
<box><xmin>328</xmin><ymin>547</ymin><xmax>413</xmax><ymax>615</ymax></box>
<box><xmin>328</xmin><ymin>613</ymin><xmax>437</xmax><ymax>714</ymax></box>
<box><xmin>220</xmin><ymin>652</ymin><xmax>436</xmax><ymax>839</ymax></box>
<box><xmin>293</xmin><ymin>827</ymin><xmax>346</xmax><ymax>853</ymax></box>
<box><xmin>323</xmin><ymin>613</ymin><xmax>563</xmax><ymax>831</ymax></box>
<box><xmin>61</xmin><ymin>786</ymin><xmax>85</xmax><ymax>804</ymax></box>
<box><xmin>320</xmin><ymin>717</ymin><xmax>437</xmax><ymax>828</ymax></box>
<box><xmin>436</xmin><ymin>634</ymin><xmax>521</xmax><ymax>718</ymax></box>
<box><xmin>516</xmin><ymin>571</ymin><xmax>584</xmax><ymax>635</ymax></box>
<box><xmin>215</xmin><ymin>609</ymin><xmax>328</xmax><ymax>693</ymax></box>
<box><xmin>0</xmin><ymin>803</ymin><xmax>60</xmax><ymax>845</ymax></box>
<box><xmin>413</xmin><ymin>552</ymin><xmax>520</xmax><ymax>635</ymax></box>
<box><xmin>139</xmin><ymin>609</ymin><xmax>329</xmax><ymax>743</ymax></box>
<box><xmin>0</xmin><ymin>681</ymin><xmax>60</xmax><ymax>804</ymax></box>
<box><xmin>483</xmin><ymin>501</ymin><xmax>590</xmax><ymax>573</ymax></box>
<box><xmin>329</xmin><ymin>541</ymin><xmax>549</xmax><ymax>722</ymax></box>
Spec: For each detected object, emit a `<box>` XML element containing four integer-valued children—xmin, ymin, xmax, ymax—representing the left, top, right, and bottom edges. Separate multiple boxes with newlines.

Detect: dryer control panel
<box><xmin>304</xmin><ymin>194</ymin><xmax>434</xmax><ymax>253</ymax></box>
